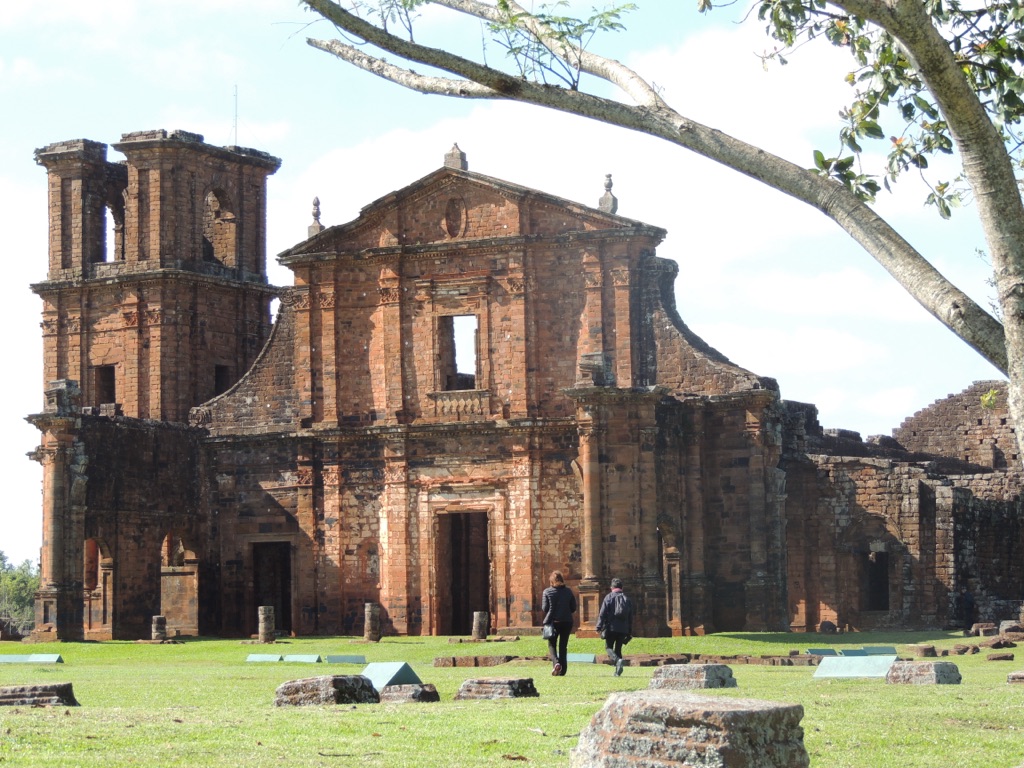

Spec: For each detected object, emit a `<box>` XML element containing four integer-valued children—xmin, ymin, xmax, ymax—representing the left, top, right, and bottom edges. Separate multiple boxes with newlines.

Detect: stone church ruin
<box><xmin>27</xmin><ymin>129</ymin><xmax>1024</xmax><ymax>641</ymax></box>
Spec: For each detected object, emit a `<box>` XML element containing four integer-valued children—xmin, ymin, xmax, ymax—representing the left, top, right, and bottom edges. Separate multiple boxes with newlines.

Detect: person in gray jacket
<box><xmin>596</xmin><ymin>577</ymin><xmax>635</xmax><ymax>676</ymax></box>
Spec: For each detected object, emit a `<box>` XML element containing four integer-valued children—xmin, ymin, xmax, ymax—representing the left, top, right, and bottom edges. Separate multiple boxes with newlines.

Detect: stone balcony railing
<box><xmin>428</xmin><ymin>389</ymin><xmax>489</xmax><ymax>419</ymax></box>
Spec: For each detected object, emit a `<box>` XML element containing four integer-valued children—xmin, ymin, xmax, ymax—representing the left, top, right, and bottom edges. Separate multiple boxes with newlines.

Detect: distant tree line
<box><xmin>0</xmin><ymin>551</ymin><xmax>39</xmax><ymax>637</ymax></box>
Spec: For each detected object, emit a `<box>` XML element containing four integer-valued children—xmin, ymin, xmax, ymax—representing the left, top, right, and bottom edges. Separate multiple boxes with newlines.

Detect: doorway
<box><xmin>862</xmin><ymin>551</ymin><xmax>890</xmax><ymax>611</ymax></box>
<box><xmin>253</xmin><ymin>542</ymin><xmax>292</xmax><ymax>634</ymax></box>
<box><xmin>435</xmin><ymin>511</ymin><xmax>490</xmax><ymax>635</ymax></box>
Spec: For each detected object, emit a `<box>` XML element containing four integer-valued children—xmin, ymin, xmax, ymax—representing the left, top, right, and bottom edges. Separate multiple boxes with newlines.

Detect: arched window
<box><xmin>201</xmin><ymin>189</ymin><xmax>237</xmax><ymax>266</ymax></box>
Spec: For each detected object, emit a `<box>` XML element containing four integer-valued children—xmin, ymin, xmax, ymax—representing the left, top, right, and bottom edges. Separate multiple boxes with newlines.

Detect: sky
<box><xmin>0</xmin><ymin>1</ymin><xmax>1004</xmax><ymax>565</ymax></box>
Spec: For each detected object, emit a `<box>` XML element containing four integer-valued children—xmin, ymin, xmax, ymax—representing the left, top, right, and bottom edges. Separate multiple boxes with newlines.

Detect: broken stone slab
<box><xmin>1000</xmin><ymin>620</ymin><xmax>1024</xmax><ymax>635</ymax></box>
<box><xmin>0</xmin><ymin>683</ymin><xmax>79</xmax><ymax>707</ymax></box>
<box><xmin>909</xmin><ymin>644</ymin><xmax>937</xmax><ymax>657</ymax></box>
<box><xmin>987</xmin><ymin>653</ymin><xmax>1015</xmax><ymax>662</ymax></box>
<box><xmin>980</xmin><ymin>637</ymin><xmax>1016</xmax><ymax>649</ymax></box>
<box><xmin>379</xmin><ymin>683</ymin><xmax>440</xmax><ymax>703</ymax></box>
<box><xmin>454</xmin><ymin>677</ymin><xmax>540</xmax><ymax>700</ymax></box>
<box><xmin>886</xmin><ymin>661</ymin><xmax>962</xmax><ymax>685</ymax></box>
<box><xmin>648</xmin><ymin>663</ymin><xmax>738</xmax><ymax>690</ymax></box>
<box><xmin>273</xmin><ymin>675</ymin><xmax>379</xmax><ymax>706</ymax></box>
<box><xmin>971</xmin><ymin>623</ymin><xmax>999</xmax><ymax>637</ymax></box>
<box><xmin>570</xmin><ymin>690</ymin><xmax>809</xmax><ymax>768</ymax></box>
<box><xmin>1006</xmin><ymin>671</ymin><xmax>1024</xmax><ymax>684</ymax></box>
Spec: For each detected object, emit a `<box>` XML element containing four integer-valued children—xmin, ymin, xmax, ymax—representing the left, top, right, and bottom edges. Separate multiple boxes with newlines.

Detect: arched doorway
<box><xmin>160</xmin><ymin>532</ymin><xmax>199</xmax><ymax>636</ymax></box>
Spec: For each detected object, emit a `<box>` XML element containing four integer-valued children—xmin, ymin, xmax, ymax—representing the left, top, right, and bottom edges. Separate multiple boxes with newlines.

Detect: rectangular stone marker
<box><xmin>839</xmin><ymin>648</ymin><xmax>868</xmax><ymax>656</ymax></box>
<box><xmin>283</xmin><ymin>654</ymin><xmax>322</xmax><ymax>663</ymax></box>
<box><xmin>0</xmin><ymin>655</ymin><xmax>64</xmax><ymax>664</ymax></box>
<box><xmin>813</xmin><ymin>655</ymin><xmax>897</xmax><ymax>678</ymax></box>
<box><xmin>567</xmin><ymin>653</ymin><xmax>597</xmax><ymax>663</ymax></box>
<box><xmin>246</xmin><ymin>654</ymin><xmax>284</xmax><ymax>662</ymax></box>
<box><xmin>806</xmin><ymin>648</ymin><xmax>837</xmax><ymax>656</ymax></box>
<box><xmin>863</xmin><ymin>646</ymin><xmax>898</xmax><ymax>655</ymax></box>
<box><xmin>325</xmin><ymin>655</ymin><xmax>367</xmax><ymax>664</ymax></box>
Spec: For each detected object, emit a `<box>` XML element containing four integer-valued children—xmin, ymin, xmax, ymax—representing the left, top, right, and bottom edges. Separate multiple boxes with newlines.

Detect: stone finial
<box><xmin>445</xmin><ymin>143</ymin><xmax>468</xmax><ymax>171</ymax></box>
<box><xmin>598</xmin><ymin>174</ymin><xmax>618</xmax><ymax>214</ymax></box>
<box><xmin>308</xmin><ymin>196</ymin><xmax>325</xmax><ymax>238</ymax></box>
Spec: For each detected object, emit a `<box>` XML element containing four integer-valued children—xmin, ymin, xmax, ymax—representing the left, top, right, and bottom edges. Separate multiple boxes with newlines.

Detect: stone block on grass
<box><xmin>273</xmin><ymin>675</ymin><xmax>379</xmax><ymax>706</ymax></box>
<box><xmin>379</xmin><ymin>683</ymin><xmax>440</xmax><ymax>703</ymax></box>
<box><xmin>987</xmin><ymin>652</ymin><xmax>1015</xmax><ymax>661</ymax></box>
<box><xmin>454</xmin><ymin>677</ymin><xmax>539</xmax><ymax>700</ymax></box>
<box><xmin>885</xmin><ymin>661</ymin><xmax>961</xmax><ymax>685</ymax></box>
<box><xmin>648</xmin><ymin>663</ymin><xmax>737</xmax><ymax>690</ymax></box>
<box><xmin>0</xmin><ymin>683</ymin><xmax>79</xmax><ymax>707</ymax></box>
<box><xmin>1006</xmin><ymin>671</ymin><xmax>1024</xmax><ymax>684</ymax></box>
<box><xmin>570</xmin><ymin>690</ymin><xmax>808</xmax><ymax>768</ymax></box>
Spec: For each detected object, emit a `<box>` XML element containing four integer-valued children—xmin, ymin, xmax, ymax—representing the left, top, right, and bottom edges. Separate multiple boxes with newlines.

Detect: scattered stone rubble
<box><xmin>379</xmin><ymin>684</ymin><xmax>440</xmax><ymax>703</ymax></box>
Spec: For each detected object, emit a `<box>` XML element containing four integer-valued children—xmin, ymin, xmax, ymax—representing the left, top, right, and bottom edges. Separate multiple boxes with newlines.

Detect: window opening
<box><xmin>214</xmin><ymin>365</ymin><xmax>232</xmax><ymax>397</ymax></box>
<box><xmin>439</xmin><ymin>314</ymin><xmax>478</xmax><ymax>391</ymax></box>
<box><xmin>94</xmin><ymin>365</ymin><xmax>116</xmax><ymax>405</ymax></box>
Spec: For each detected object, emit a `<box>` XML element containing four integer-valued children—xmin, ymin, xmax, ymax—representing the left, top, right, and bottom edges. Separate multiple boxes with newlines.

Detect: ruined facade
<box><xmin>28</xmin><ymin>131</ymin><xmax>1024</xmax><ymax>641</ymax></box>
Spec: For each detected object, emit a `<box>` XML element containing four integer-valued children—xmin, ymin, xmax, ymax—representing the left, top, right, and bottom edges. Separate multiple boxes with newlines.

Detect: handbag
<box><xmin>541</xmin><ymin>624</ymin><xmax>555</xmax><ymax>640</ymax></box>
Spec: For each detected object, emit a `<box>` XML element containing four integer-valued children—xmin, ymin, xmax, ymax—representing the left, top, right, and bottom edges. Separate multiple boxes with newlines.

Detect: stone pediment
<box><xmin>280</xmin><ymin>167</ymin><xmax>661</xmax><ymax>262</ymax></box>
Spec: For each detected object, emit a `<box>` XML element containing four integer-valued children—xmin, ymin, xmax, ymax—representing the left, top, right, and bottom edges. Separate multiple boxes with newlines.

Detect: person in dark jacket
<box><xmin>541</xmin><ymin>570</ymin><xmax>577</xmax><ymax>676</ymax></box>
<box><xmin>596</xmin><ymin>577</ymin><xmax>635</xmax><ymax>676</ymax></box>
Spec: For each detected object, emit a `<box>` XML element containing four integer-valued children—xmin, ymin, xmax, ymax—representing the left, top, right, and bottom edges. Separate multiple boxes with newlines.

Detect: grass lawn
<box><xmin>1</xmin><ymin>630</ymin><xmax>1022</xmax><ymax>767</ymax></box>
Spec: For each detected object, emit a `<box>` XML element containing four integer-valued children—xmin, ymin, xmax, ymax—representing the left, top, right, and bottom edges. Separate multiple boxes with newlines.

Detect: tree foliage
<box><xmin>0</xmin><ymin>551</ymin><xmax>39</xmax><ymax>636</ymax></box>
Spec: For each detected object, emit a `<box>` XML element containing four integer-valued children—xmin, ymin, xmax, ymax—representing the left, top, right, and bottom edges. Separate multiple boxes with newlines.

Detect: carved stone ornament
<box><xmin>322</xmin><ymin>465</ymin><xmax>342</xmax><ymax>487</ymax></box>
<box><xmin>319</xmin><ymin>291</ymin><xmax>336</xmax><ymax>309</ymax></box>
<box><xmin>383</xmin><ymin>464</ymin><xmax>406</xmax><ymax>484</ymax></box>
<box><xmin>294</xmin><ymin>467</ymin><xmax>314</xmax><ymax>487</ymax></box>
<box><xmin>188</xmin><ymin>406</ymin><xmax>212</xmax><ymax>427</ymax></box>
<box><xmin>294</xmin><ymin>292</ymin><xmax>311</xmax><ymax>311</ymax></box>
<box><xmin>505</xmin><ymin>277</ymin><xmax>525</xmax><ymax>294</ymax></box>
<box><xmin>379</xmin><ymin>286</ymin><xmax>401</xmax><ymax>303</ymax></box>
<box><xmin>122</xmin><ymin>310</ymin><xmax>139</xmax><ymax>328</ymax></box>
<box><xmin>611</xmin><ymin>268</ymin><xmax>630</xmax><ymax>286</ymax></box>
<box><xmin>41</xmin><ymin>319</ymin><xmax>58</xmax><ymax>335</ymax></box>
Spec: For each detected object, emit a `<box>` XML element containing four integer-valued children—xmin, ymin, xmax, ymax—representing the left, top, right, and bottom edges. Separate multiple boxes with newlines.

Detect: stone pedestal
<box><xmin>258</xmin><ymin>605</ymin><xmax>275</xmax><ymax>643</ymax></box>
<box><xmin>648</xmin><ymin>663</ymin><xmax>737</xmax><ymax>690</ymax></box>
<box><xmin>471</xmin><ymin>611</ymin><xmax>489</xmax><ymax>640</ymax></box>
<box><xmin>571</xmin><ymin>691</ymin><xmax>808</xmax><ymax>768</ymax></box>
<box><xmin>151</xmin><ymin>615</ymin><xmax>167</xmax><ymax>641</ymax></box>
<box><xmin>364</xmin><ymin>603</ymin><xmax>382</xmax><ymax>642</ymax></box>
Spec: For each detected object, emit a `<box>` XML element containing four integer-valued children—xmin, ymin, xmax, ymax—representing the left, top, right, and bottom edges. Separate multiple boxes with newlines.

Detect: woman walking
<box><xmin>541</xmin><ymin>570</ymin><xmax>577</xmax><ymax>676</ymax></box>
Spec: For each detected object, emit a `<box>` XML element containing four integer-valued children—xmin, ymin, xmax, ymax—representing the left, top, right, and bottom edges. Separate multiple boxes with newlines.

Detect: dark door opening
<box><xmin>863</xmin><ymin>551</ymin><xmax>890</xmax><ymax>611</ymax></box>
<box><xmin>436</xmin><ymin>512</ymin><xmax>490</xmax><ymax>635</ymax></box>
<box><xmin>253</xmin><ymin>542</ymin><xmax>292</xmax><ymax>634</ymax></box>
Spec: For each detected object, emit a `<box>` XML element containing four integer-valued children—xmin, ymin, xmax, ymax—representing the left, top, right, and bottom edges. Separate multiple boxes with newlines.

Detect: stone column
<box><xmin>151</xmin><ymin>615</ymin><xmax>167</xmax><ymax>641</ymax></box>
<box><xmin>471</xmin><ymin>611</ymin><xmax>489</xmax><ymax>640</ymax></box>
<box><xmin>258</xmin><ymin>605</ymin><xmax>275</xmax><ymax>643</ymax></box>
<box><xmin>364</xmin><ymin>602</ymin><xmax>382</xmax><ymax>643</ymax></box>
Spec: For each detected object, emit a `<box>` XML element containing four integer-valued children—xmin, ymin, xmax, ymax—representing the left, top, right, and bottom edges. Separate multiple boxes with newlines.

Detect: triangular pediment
<box><xmin>280</xmin><ymin>166</ymin><xmax>660</xmax><ymax>261</ymax></box>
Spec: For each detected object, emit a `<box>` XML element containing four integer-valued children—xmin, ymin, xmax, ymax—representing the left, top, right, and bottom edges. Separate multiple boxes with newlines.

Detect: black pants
<box><xmin>605</xmin><ymin>630</ymin><xmax>627</xmax><ymax>662</ymax></box>
<box><xmin>547</xmin><ymin>621</ymin><xmax>572</xmax><ymax>673</ymax></box>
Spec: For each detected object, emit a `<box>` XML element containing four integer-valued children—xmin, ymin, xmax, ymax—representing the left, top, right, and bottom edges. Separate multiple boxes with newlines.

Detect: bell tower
<box><xmin>32</xmin><ymin>129</ymin><xmax>281</xmax><ymax>422</ymax></box>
